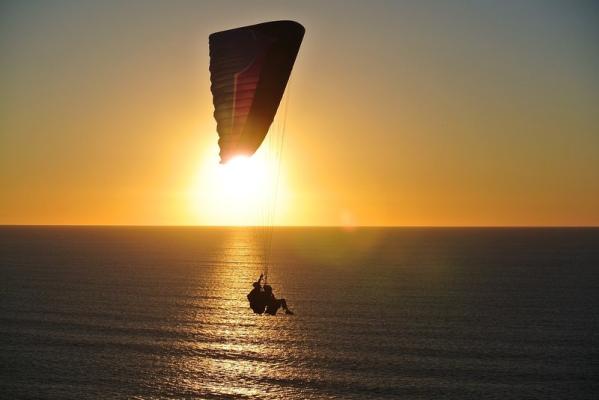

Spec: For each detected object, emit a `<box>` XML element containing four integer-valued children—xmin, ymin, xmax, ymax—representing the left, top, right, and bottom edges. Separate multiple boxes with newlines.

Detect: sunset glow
<box><xmin>1</xmin><ymin>1</ymin><xmax>598</xmax><ymax>226</ymax></box>
<box><xmin>2</xmin><ymin>3</ymin><xmax>598</xmax><ymax>399</ymax></box>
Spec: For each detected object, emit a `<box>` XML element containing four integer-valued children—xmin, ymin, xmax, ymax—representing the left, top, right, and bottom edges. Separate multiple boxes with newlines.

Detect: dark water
<box><xmin>1</xmin><ymin>227</ymin><xmax>598</xmax><ymax>399</ymax></box>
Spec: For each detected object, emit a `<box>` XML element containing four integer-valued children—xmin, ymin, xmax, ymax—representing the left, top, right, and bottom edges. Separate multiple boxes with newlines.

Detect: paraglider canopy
<box><xmin>209</xmin><ymin>20</ymin><xmax>305</xmax><ymax>163</ymax></box>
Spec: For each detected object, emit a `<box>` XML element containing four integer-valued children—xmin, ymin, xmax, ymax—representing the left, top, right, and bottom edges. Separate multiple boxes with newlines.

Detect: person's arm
<box><xmin>257</xmin><ymin>273</ymin><xmax>263</xmax><ymax>285</ymax></box>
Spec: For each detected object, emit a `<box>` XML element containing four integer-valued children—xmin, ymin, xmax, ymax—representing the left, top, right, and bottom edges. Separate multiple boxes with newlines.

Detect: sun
<box><xmin>218</xmin><ymin>155</ymin><xmax>267</xmax><ymax>199</ymax></box>
<box><xmin>189</xmin><ymin>145</ymin><xmax>286</xmax><ymax>226</ymax></box>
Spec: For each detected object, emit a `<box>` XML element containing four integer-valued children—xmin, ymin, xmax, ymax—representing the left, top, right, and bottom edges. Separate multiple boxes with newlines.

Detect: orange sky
<box><xmin>1</xmin><ymin>1</ymin><xmax>598</xmax><ymax>226</ymax></box>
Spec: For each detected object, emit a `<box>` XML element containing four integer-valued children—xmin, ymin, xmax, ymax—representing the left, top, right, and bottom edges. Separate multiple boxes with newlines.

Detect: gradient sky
<box><xmin>1</xmin><ymin>0</ymin><xmax>598</xmax><ymax>226</ymax></box>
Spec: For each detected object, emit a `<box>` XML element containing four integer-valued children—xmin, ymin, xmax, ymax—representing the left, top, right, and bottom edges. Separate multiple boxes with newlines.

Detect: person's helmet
<box><xmin>252</xmin><ymin>282</ymin><xmax>261</xmax><ymax>288</ymax></box>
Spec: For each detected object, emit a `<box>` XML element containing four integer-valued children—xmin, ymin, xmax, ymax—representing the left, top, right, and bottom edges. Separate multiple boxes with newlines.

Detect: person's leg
<box><xmin>280</xmin><ymin>299</ymin><xmax>294</xmax><ymax>314</ymax></box>
<box><xmin>266</xmin><ymin>299</ymin><xmax>281</xmax><ymax>315</ymax></box>
<box><xmin>274</xmin><ymin>299</ymin><xmax>283</xmax><ymax>313</ymax></box>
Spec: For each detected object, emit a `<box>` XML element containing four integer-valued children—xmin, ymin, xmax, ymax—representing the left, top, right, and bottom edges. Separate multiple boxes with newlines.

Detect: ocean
<box><xmin>1</xmin><ymin>227</ymin><xmax>597</xmax><ymax>399</ymax></box>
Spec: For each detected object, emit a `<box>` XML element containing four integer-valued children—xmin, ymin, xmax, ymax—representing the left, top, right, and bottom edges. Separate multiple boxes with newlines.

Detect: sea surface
<box><xmin>1</xmin><ymin>227</ymin><xmax>598</xmax><ymax>399</ymax></box>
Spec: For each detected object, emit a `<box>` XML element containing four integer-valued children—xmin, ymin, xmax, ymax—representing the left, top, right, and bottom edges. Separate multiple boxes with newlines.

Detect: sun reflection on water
<box><xmin>172</xmin><ymin>228</ymin><xmax>298</xmax><ymax>398</ymax></box>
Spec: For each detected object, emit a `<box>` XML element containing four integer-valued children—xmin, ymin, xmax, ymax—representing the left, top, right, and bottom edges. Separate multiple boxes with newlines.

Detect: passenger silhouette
<box><xmin>247</xmin><ymin>274</ymin><xmax>266</xmax><ymax>314</ymax></box>
<box><xmin>263</xmin><ymin>285</ymin><xmax>294</xmax><ymax>315</ymax></box>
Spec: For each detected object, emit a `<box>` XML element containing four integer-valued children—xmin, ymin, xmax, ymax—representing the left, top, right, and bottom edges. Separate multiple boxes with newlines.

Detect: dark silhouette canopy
<box><xmin>209</xmin><ymin>20</ymin><xmax>305</xmax><ymax>163</ymax></box>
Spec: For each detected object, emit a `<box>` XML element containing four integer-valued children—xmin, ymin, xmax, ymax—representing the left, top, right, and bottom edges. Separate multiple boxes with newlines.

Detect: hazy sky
<box><xmin>1</xmin><ymin>0</ymin><xmax>598</xmax><ymax>226</ymax></box>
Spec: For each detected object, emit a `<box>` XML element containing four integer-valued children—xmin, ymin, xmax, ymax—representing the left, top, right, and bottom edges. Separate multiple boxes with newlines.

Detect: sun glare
<box><xmin>219</xmin><ymin>156</ymin><xmax>266</xmax><ymax>199</ymax></box>
<box><xmin>190</xmin><ymin>144</ymin><xmax>287</xmax><ymax>226</ymax></box>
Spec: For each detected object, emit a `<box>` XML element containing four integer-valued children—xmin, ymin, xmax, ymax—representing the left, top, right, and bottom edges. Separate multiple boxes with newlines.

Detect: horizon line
<box><xmin>1</xmin><ymin>224</ymin><xmax>598</xmax><ymax>229</ymax></box>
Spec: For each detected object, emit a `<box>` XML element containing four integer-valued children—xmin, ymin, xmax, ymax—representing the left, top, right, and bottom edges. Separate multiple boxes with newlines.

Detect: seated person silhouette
<box><xmin>247</xmin><ymin>274</ymin><xmax>266</xmax><ymax>314</ymax></box>
<box><xmin>263</xmin><ymin>285</ymin><xmax>294</xmax><ymax>315</ymax></box>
